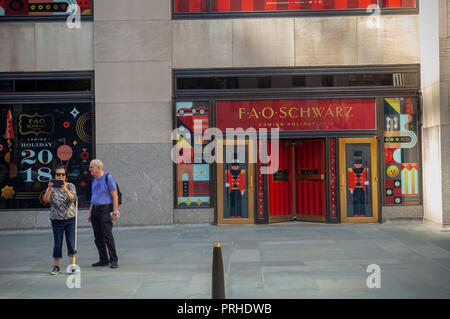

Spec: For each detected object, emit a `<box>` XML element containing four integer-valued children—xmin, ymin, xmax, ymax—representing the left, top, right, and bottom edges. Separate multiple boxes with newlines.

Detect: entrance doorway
<box><xmin>268</xmin><ymin>139</ymin><xmax>326</xmax><ymax>223</ymax></box>
<box><xmin>339</xmin><ymin>138</ymin><xmax>379</xmax><ymax>223</ymax></box>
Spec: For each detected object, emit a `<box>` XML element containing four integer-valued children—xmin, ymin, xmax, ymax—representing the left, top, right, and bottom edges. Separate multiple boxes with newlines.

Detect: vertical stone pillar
<box><xmin>93</xmin><ymin>0</ymin><xmax>173</xmax><ymax>225</ymax></box>
<box><xmin>420</xmin><ymin>0</ymin><xmax>450</xmax><ymax>228</ymax></box>
<box><xmin>439</xmin><ymin>0</ymin><xmax>450</xmax><ymax>227</ymax></box>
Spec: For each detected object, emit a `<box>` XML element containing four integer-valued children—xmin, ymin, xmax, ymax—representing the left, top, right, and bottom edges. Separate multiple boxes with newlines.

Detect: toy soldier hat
<box><xmin>352</xmin><ymin>151</ymin><xmax>363</xmax><ymax>164</ymax></box>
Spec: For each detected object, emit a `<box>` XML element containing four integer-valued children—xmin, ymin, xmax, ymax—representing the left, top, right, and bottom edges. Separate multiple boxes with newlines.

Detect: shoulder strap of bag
<box><xmin>105</xmin><ymin>172</ymin><xmax>110</xmax><ymax>190</ymax></box>
<box><xmin>105</xmin><ymin>172</ymin><xmax>120</xmax><ymax>194</ymax></box>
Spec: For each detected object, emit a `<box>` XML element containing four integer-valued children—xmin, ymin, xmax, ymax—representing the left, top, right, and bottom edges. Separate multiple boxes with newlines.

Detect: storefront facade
<box><xmin>0</xmin><ymin>0</ymin><xmax>449</xmax><ymax>229</ymax></box>
<box><xmin>173</xmin><ymin>65</ymin><xmax>421</xmax><ymax>225</ymax></box>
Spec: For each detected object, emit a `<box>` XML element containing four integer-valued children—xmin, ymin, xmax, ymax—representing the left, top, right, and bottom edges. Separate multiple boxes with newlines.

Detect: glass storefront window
<box><xmin>174</xmin><ymin>0</ymin><xmax>415</xmax><ymax>13</ymax></box>
<box><xmin>0</xmin><ymin>103</ymin><xmax>93</xmax><ymax>209</ymax></box>
<box><xmin>383</xmin><ymin>97</ymin><xmax>420</xmax><ymax>205</ymax></box>
<box><xmin>175</xmin><ymin>101</ymin><xmax>211</xmax><ymax>208</ymax></box>
<box><xmin>0</xmin><ymin>0</ymin><xmax>92</xmax><ymax>18</ymax></box>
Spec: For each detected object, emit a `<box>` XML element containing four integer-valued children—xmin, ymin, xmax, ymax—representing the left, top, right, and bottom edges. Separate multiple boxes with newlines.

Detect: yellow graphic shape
<box><xmin>176</xmin><ymin>133</ymin><xmax>192</xmax><ymax>149</ymax></box>
<box><xmin>385</xmin><ymin>98</ymin><xmax>401</xmax><ymax>114</ymax></box>
<box><xmin>76</xmin><ymin>113</ymin><xmax>92</xmax><ymax>143</ymax></box>
<box><xmin>1</xmin><ymin>186</ymin><xmax>15</xmax><ymax>200</ymax></box>
<box><xmin>387</xmin><ymin>165</ymin><xmax>400</xmax><ymax>179</ymax></box>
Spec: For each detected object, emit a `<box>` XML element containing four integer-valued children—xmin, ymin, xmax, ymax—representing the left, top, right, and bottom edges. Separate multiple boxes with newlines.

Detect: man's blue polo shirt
<box><xmin>91</xmin><ymin>173</ymin><xmax>117</xmax><ymax>205</ymax></box>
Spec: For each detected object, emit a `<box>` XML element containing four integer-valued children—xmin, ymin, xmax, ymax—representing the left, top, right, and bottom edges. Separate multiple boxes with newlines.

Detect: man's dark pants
<box><xmin>91</xmin><ymin>204</ymin><xmax>118</xmax><ymax>264</ymax></box>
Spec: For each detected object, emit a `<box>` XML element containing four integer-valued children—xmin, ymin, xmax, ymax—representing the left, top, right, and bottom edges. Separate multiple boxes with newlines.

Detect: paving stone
<box><xmin>0</xmin><ymin>223</ymin><xmax>449</xmax><ymax>298</ymax></box>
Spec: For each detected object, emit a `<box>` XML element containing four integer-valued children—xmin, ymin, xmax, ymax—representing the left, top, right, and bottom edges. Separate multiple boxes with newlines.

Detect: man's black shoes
<box><xmin>92</xmin><ymin>260</ymin><xmax>118</xmax><ymax>268</ymax></box>
<box><xmin>92</xmin><ymin>261</ymin><xmax>109</xmax><ymax>267</ymax></box>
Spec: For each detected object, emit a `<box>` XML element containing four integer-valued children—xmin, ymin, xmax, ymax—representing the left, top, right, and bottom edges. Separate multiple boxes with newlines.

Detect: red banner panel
<box><xmin>216</xmin><ymin>98</ymin><xmax>376</xmax><ymax>131</ymax></box>
<box><xmin>295</xmin><ymin>139</ymin><xmax>325</xmax><ymax>216</ymax></box>
<box><xmin>382</xmin><ymin>0</ymin><xmax>415</xmax><ymax>8</ymax></box>
<box><xmin>175</xmin><ymin>0</ymin><xmax>208</xmax><ymax>12</ymax></box>
<box><xmin>175</xmin><ymin>0</ymin><xmax>381</xmax><ymax>12</ymax></box>
<box><xmin>267</xmin><ymin>141</ymin><xmax>293</xmax><ymax>217</ymax></box>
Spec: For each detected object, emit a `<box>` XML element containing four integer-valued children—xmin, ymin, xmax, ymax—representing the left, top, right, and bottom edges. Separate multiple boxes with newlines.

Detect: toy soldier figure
<box><xmin>348</xmin><ymin>151</ymin><xmax>369</xmax><ymax>217</ymax></box>
<box><xmin>225</xmin><ymin>158</ymin><xmax>246</xmax><ymax>219</ymax></box>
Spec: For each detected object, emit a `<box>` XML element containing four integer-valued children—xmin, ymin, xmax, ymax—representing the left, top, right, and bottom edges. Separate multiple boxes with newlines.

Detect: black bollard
<box><xmin>212</xmin><ymin>242</ymin><xmax>226</xmax><ymax>299</ymax></box>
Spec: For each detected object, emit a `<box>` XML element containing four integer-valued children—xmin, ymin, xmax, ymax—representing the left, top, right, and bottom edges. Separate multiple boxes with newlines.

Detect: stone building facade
<box><xmin>0</xmin><ymin>0</ymin><xmax>449</xmax><ymax>230</ymax></box>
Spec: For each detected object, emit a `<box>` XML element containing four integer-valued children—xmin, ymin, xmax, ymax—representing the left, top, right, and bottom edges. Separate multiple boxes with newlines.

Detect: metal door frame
<box><xmin>339</xmin><ymin>137</ymin><xmax>379</xmax><ymax>224</ymax></box>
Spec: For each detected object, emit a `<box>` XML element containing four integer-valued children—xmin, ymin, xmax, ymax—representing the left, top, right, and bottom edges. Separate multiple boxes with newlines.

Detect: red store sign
<box><xmin>216</xmin><ymin>98</ymin><xmax>376</xmax><ymax>131</ymax></box>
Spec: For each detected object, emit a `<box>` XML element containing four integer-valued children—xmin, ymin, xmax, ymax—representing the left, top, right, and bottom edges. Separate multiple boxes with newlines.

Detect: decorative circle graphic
<box><xmin>80</xmin><ymin>151</ymin><xmax>89</xmax><ymax>161</ymax></box>
<box><xmin>76</xmin><ymin>113</ymin><xmax>92</xmax><ymax>143</ymax></box>
<box><xmin>57</xmin><ymin>145</ymin><xmax>73</xmax><ymax>161</ymax></box>
<box><xmin>9</xmin><ymin>0</ymin><xmax>24</xmax><ymax>11</ymax></box>
<box><xmin>64</xmin><ymin>121</ymin><xmax>70</xmax><ymax>128</ymax></box>
<box><xmin>386</xmin><ymin>165</ymin><xmax>399</xmax><ymax>179</ymax></box>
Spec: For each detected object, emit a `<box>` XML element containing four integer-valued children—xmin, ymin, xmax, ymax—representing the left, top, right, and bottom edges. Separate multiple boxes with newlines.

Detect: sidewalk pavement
<box><xmin>0</xmin><ymin>222</ymin><xmax>449</xmax><ymax>299</ymax></box>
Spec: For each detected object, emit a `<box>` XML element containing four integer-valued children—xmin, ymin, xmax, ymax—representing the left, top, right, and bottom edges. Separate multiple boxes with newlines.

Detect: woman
<box><xmin>43</xmin><ymin>166</ymin><xmax>77</xmax><ymax>275</ymax></box>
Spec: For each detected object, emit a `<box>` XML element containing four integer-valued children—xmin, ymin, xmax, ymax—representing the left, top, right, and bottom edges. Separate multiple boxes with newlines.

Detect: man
<box><xmin>88</xmin><ymin>159</ymin><xmax>120</xmax><ymax>268</ymax></box>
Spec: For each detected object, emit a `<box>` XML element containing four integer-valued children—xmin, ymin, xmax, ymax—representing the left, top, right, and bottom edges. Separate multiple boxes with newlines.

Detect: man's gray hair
<box><xmin>91</xmin><ymin>159</ymin><xmax>104</xmax><ymax>169</ymax></box>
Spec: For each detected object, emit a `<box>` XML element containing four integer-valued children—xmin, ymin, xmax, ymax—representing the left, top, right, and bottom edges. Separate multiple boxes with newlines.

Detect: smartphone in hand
<box><xmin>51</xmin><ymin>179</ymin><xmax>64</xmax><ymax>188</ymax></box>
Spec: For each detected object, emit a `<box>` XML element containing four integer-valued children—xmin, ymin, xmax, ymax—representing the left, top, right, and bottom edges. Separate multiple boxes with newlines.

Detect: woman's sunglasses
<box><xmin>55</xmin><ymin>173</ymin><xmax>66</xmax><ymax>176</ymax></box>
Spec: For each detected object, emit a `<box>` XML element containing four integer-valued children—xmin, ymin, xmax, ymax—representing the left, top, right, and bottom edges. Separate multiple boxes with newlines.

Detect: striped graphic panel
<box><xmin>268</xmin><ymin>140</ymin><xmax>293</xmax><ymax>217</ymax></box>
<box><xmin>295</xmin><ymin>140</ymin><xmax>325</xmax><ymax>217</ymax></box>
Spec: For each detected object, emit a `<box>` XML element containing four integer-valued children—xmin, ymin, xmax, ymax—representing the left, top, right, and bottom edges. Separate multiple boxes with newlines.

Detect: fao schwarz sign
<box><xmin>216</xmin><ymin>98</ymin><xmax>376</xmax><ymax>131</ymax></box>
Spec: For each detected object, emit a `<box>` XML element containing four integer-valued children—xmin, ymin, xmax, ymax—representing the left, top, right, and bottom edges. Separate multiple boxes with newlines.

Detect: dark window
<box><xmin>0</xmin><ymin>77</ymin><xmax>92</xmax><ymax>94</ymax></box>
<box><xmin>15</xmin><ymin>79</ymin><xmax>92</xmax><ymax>92</ymax></box>
<box><xmin>292</xmin><ymin>75</ymin><xmax>306</xmax><ymax>87</ymax></box>
<box><xmin>0</xmin><ymin>80</ymin><xmax>13</xmax><ymax>92</ymax></box>
<box><xmin>176</xmin><ymin>72</ymin><xmax>418</xmax><ymax>90</ymax></box>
